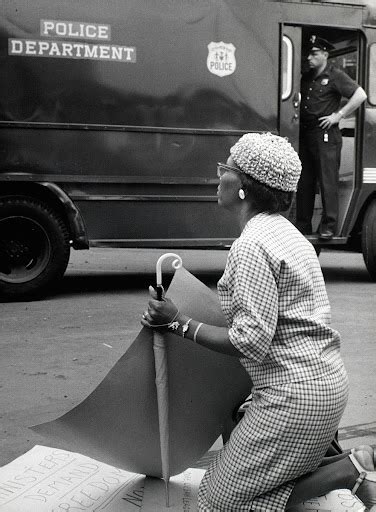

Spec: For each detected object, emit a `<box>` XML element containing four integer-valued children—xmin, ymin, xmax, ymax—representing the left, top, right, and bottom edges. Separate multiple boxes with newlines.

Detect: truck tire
<box><xmin>0</xmin><ymin>196</ymin><xmax>70</xmax><ymax>300</ymax></box>
<box><xmin>361</xmin><ymin>199</ymin><xmax>376</xmax><ymax>281</ymax></box>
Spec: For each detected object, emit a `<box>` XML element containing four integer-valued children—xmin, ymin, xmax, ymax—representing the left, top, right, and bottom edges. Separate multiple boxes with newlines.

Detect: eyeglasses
<box><xmin>217</xmin><ymin>162</ymin><xmax>243</xmax><ymax>179</ymax></box>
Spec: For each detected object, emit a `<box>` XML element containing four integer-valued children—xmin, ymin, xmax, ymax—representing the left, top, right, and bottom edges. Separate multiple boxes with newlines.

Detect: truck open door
<box><xmin>280</xmin><ymin>25</ymin><xmax>302</xmax><ymax>152</ymax></box>
<box><xmin>280</xmin><ymin>25</ymin><xmax>364</xmax><ymax>249</ymax></box>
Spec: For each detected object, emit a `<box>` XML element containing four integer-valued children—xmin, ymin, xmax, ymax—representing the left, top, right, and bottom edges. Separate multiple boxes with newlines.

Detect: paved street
<box><xmin>1</xmin><ymin>248</ymin><xmax>375</xmax><ymax>469</ymax></box>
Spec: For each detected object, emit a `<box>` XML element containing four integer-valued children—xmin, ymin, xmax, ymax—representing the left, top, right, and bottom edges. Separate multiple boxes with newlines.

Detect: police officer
<box><xmin>296</xmin><ymin>35</ymin><xmax>367</xmax><ymax>239</ymax></box>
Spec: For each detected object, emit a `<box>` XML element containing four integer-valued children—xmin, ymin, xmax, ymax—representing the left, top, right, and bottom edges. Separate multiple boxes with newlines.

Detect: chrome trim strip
<box><xmin>363</xmin><ymin>168</ymin><xmax>376</xmax><ymax>183</ymax></box>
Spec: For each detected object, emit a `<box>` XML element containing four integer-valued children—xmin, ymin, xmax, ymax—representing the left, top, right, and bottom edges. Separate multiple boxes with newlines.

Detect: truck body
<box><xmin>1</xmin><ymin>0</ymin><xmax>376</xmax><ymax>299</ymax></box>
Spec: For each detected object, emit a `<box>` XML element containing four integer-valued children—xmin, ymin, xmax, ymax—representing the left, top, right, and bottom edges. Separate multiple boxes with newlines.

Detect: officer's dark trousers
<box><xmin>296</xmin><ymin>125</ymin><xmax>342</xmax><ymax>235</ymax></box>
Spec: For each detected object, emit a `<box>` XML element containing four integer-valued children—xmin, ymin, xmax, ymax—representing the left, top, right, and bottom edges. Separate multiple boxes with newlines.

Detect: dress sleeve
<box><xmin>228</xmin><ymin>239</ymin><xmax>279</xmax><ymax>363</ymax></box>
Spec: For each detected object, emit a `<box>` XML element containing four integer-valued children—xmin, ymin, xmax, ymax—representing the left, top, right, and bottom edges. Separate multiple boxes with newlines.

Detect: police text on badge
<box><xmin>207</xmin><ymin>42</ymin><xmax>236</xmax><ymax>77</ymax></box>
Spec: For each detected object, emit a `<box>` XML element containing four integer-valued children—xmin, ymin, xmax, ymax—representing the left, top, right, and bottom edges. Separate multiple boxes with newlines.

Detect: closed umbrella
<box><xmin>154</xmin><ymin>253</ymin><xmax>183</xmax><ymax>507</ymax></box>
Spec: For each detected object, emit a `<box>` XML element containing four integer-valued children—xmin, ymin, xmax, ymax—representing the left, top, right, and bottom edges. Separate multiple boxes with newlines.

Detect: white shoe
<box><xmin>349</xmin><ymin>449</ymin><xmax>376</xmax><ymax>510</ymax></box>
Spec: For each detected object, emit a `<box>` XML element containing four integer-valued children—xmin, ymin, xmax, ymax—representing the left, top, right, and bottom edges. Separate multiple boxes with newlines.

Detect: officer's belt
<box><xmin>301</xmin><ymin>119</ymin><xmax>321</xmax><ymax>130</ymax></box>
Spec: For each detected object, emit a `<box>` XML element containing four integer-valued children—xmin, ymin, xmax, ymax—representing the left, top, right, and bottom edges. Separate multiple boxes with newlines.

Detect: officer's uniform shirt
<box><xmin>300</xmin><ymin>64</ymin><xmax>359</xmax><ymax>129</ymax></box>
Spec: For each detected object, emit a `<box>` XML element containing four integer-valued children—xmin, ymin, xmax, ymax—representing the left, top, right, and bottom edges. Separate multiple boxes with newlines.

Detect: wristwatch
<box><xmin>182</xmin><ymin>318</ymin><xmax>192</xmax><ymax>338</ymax></box>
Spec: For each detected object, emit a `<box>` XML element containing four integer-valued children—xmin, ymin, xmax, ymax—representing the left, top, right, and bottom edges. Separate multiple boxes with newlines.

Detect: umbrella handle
<box><xmin>155</xmin><ymin>253</ymin><xmax>183</xmax><ymax>300</ymax></box>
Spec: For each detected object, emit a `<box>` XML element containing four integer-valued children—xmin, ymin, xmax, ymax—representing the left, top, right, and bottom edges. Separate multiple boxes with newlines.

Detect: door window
<box><xmin>369</xmin><ymin>43</ymin><xmax>376</xmax><ymax>105</ymax></box>
<box><xmin>282</xmin><ymin>35</ymin><xmax>293</xmax><ymax>100</ymax></box>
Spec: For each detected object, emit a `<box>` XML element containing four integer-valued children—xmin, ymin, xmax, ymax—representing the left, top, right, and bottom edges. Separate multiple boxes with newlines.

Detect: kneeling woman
<box><xmin>141</xmin><ymin>133</ymin><xmax>376</xmax><ymax>511</ymax></box>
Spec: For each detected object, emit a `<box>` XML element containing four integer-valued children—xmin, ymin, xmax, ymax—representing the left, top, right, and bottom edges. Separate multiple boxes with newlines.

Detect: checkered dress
<box><xmin>197</xmin><ymin>213</ymin><xmax>349</xmax><ymax>511</ymax></box>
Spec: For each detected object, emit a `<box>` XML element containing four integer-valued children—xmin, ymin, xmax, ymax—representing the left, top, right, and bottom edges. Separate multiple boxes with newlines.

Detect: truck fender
<box><xmin>40</xmin><ymin>182</ymin><xmax>89</xmax><ymax>249</ymax></box>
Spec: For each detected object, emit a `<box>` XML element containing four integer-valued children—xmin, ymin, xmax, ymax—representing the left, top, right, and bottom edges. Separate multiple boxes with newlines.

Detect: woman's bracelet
<box><xmin>193</xmin><ymin>322</ymin><xmax>203</xmax><ymax>343</ymax></box>
<box><xmin>148</xmin><ymin>312</ymin><xmax>203</xmax><ymax>343</ymax></box>
<box><xmin>149</xmin><ymin>310</ymin><xmax>180</xmax><ymax>329</ymax></box>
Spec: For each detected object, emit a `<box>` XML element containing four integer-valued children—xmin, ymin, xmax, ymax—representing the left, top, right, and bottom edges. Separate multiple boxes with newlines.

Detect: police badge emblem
<box><xmin>207</xmin><ymin>42</ymin><xmax>236</xmax><ymax>77</ymax></box>
<box><xmin>321</xmin><ymin>78</ymin><xmax>329</xmax><ymax>85</ymax></box>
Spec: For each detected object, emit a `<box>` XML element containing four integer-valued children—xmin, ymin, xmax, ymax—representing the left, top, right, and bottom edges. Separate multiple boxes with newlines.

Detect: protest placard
<box><xmin>0</xmin><ymin>445</ymin><xmax>145</xmax><ymax>511</ymax></box>
<box><xmin>289</xmin><ymin>488</ymin><xmax>366</xmax><ymax>512</ymax></box>
<box><xmin>0</xmin><ymin>446</ymin><xmax>368</xmax><ymax>512</ymax></box>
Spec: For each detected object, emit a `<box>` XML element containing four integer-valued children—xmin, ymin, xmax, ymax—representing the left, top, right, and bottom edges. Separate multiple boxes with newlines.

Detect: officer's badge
<box><xmin>310</xmin><ymin>35</ymin><xmax>316</xmax><ymax>44</ymax></box>
<box><xmin>207</xmin><ymin>42</ymin><xmax>236</xmax><ymax>77</ymax></box>
<box><xmin>321</xmin><ymin>78</ymin><xmax>329</xmax><ymax>85</ymax></box>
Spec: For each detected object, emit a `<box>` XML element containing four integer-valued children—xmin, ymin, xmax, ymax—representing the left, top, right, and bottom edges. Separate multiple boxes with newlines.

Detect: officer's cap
<box><xmin>308</xmin><ymin>35</ymin><xmax>334</xmax><ymax>52</ymax></box>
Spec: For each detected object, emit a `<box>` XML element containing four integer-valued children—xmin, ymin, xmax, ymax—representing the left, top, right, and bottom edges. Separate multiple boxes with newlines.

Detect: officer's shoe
<box><xmin>319</xmin><ymin>229</ymin><xmax>334</xmax><ymax>240</ymax></box>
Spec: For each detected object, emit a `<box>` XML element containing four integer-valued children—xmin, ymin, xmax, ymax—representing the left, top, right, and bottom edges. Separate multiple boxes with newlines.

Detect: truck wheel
<box><xmin>361</xmin><ymin>199</ymin><xmax>376</xmax><ymax>281</ymax></box>
<box><xmin>0</xmin><ymin>196</ymin><xmax>70</xmax><ymax>300</ymax></box>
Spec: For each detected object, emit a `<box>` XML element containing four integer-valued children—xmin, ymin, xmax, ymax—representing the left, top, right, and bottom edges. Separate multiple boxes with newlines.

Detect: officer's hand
<box><xmin>318</xmin><ymin>112</ymin><xmax>341</xmax><ymax>130</ymax></box>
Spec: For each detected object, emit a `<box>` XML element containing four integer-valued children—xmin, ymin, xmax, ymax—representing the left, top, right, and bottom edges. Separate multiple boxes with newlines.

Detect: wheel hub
<box><xmin>0</xmin><ymin>216</ymin><xmax>51</xmax><ymax>283</ymax></box>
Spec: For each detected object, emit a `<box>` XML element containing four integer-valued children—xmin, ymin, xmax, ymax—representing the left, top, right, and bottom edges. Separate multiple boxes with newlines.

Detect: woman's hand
<box><xmin>140</xmin><ymin>286</ymin><xmax>242</xmax><ymax>357</ymax></box>
<box><xmin>140</xmin><ymin>285</ymin><xmax>179</xmax><ymax>329</ymax></box>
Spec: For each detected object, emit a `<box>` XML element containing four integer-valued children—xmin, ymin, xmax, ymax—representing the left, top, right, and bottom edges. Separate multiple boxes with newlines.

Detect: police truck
<box><xmin>1</xmin><ymin>0</ymin><xmax>376</xmax><ymax>299</ymax></box>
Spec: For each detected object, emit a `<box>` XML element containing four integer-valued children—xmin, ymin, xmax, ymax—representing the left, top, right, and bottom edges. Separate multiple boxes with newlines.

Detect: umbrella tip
<box><xmin>165</xmin><ymin>479</ymin><xmax>170</xmax><ymax>507</ymax></box>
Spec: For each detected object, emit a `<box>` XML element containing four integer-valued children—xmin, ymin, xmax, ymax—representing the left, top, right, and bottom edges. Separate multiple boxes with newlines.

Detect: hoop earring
<box><xmin>238</xmin><ymin>189</ymin><xmax>245</xmax><ymax>200</ymax></box>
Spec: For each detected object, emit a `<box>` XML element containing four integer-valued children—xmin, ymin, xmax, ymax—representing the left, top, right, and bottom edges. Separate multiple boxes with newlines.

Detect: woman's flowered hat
<box><xmin>230</xmin><ymin>132</ymin><xmax>302</xmax><ymax>192</ymax></box>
